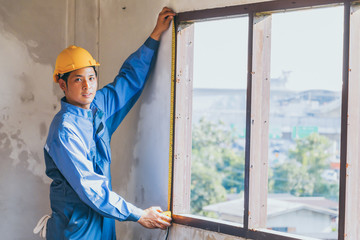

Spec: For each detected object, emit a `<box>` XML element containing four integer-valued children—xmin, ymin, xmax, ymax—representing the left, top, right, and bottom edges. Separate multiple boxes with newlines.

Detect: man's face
<box><xmin>59</xmin><ymin>67</ymin><xmax>97</xmax><ymax>109</ymax></box>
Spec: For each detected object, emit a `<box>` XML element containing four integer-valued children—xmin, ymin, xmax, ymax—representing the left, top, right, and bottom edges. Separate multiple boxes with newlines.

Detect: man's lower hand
<box><xmin>137</xmin><ymin>206</ymin><xmax>172</xmax><ymax>230</ymax></box>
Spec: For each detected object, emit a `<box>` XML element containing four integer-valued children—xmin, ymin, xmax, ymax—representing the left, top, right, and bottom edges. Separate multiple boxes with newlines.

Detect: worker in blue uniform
<box><xmin>34</xmin><ymin>7</ymin><xmax>175</xmax><ymax>240</ymax></box>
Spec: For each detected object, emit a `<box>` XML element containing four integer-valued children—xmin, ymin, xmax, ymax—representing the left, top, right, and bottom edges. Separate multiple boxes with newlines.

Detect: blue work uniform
<box><xmin>44</xmin><ymin>37</ymin><xmax>159</xmax><ymax>240</ymax></box>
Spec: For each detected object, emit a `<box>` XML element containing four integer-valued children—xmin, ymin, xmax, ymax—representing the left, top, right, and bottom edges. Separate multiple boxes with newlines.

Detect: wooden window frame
<box><xmin>170</xmin><ymin>1</ymin><xmax>360</xmax><ymax>239</ymax></box>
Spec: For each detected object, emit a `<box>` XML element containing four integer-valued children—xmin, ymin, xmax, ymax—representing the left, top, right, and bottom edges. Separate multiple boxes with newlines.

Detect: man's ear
<box><xmin>58</xmin><ymin>78</ymin><xmax>67</xmax><ymax>92</ymax></box>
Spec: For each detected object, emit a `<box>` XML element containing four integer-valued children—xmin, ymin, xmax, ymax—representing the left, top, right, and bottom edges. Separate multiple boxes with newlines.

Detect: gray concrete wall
<box><xmin>0</xmin><ymin>0</ymin><xmax>265</xmax><ymax>239</ymax></box>
<box><xmin>0</xmin><ymin>1</ymin><xmax>68</xmax><ymax>239</ymax></box>
<box><xmin>99</xmin><ymin>0</ymin><xmax>171</xmax><ymax>238</ymax></box>
<box><xmin>113</xmin><ymin>1</ymin><xmax>265</xmax><ymax>239</ymax></box>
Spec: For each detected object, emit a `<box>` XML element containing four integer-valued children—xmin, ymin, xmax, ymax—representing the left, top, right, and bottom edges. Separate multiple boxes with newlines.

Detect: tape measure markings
<box><xmin>168</xmin><ymin>19</ymin><xmax>176</xmax><ymax>212</ymax></box>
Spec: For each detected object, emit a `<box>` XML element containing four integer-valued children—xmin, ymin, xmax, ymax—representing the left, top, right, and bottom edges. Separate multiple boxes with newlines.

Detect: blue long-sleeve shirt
<box><xmin>44</xmin><ymin>37</ymin><xmax>159</xmax><ymax>240</ymax></box>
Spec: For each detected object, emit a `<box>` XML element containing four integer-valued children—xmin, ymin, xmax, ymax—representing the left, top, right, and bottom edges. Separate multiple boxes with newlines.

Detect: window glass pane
<box><xmin>191</xmin><ymin>16</ymin><xmax>248</xmax><ymax>224</ymax></box>
<box><xmin>267</xmin><ymin>6</ymin><xmax>343</xmax><ymax>239</ymax></box>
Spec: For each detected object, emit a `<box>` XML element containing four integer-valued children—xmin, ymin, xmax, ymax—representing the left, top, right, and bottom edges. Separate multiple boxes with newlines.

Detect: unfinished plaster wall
<box><xmin>0</xmin><ymin>0</ymin><xmax>68</xmax><ymax>239</ymax></box>
<box><xmin>0</xmin><ymin>0</ymin><xmax>101</xmax><ymax>239</ymax></box>
<box><xmin>99</xmin><ymin>0</ymin><xmax>172</xmax><ymax>238</ymax></box>
<box><xmin>101</xmin><ymin>0</ymin><xmax>270</xmax><ymax>239</ymax></box>
<box><xmin>0</xmin><ymin>0</ymin><xmax>267</xmax><ymax>239</ymax></box>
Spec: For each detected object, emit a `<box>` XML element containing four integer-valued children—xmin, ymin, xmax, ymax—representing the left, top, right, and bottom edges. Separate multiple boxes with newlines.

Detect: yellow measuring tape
<box><xmin>167</xmin><ymin>19</ymin><xmax>176</xmax><ymax>213</ymax></box>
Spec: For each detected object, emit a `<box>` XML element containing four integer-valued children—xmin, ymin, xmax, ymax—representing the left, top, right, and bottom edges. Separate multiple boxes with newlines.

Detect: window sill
<box><xmin>173</xmin><ymin>214</ymin><xmax>321</xmax><ymax>240</ymax></box>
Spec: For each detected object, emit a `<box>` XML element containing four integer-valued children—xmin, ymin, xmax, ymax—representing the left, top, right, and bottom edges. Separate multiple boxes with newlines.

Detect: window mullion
<box><xmin>172</xmin><ymin>23</ymin><xmax>195</xmax><ymax>215</ymax></box>
<box><xmin>247</xmin><ymin>12</ymin><xmax>272</xmax><ymax>230</ymax></box>
<box><xmin>244</xmin><ymin>12</ymin><xmax>254</xmax><ymax>231</ymax></box>
<box><xmin>343</xmin><ymin>2</ymin><xmax>360</xmax><ymax>239</ymax></box>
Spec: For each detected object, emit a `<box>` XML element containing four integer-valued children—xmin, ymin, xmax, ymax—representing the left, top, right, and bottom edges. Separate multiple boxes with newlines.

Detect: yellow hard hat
<box><xmin>53</xmin><ymin>45</ymin><xmax>100</xmax><ymax>82</ymax></box>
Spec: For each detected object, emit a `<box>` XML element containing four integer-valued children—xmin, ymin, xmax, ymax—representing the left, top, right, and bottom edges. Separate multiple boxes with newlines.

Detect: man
<box><xmin>35</xmin><ymin>7</ymin><xmax>175</xmax><ymax>240</ymax></box>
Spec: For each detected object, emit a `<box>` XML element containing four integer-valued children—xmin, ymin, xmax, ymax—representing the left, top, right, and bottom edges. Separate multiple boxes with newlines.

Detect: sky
<box><xmin>193</xmin><ymin>6</ymin><xmax>344</xmax><ymax>91</ymax></box>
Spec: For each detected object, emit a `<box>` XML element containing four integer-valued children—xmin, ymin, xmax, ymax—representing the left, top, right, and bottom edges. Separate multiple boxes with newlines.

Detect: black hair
<box><xmin>59</xmin><ymin>72</ymin><xmax>71</xmax><ymax>84</ymax></box>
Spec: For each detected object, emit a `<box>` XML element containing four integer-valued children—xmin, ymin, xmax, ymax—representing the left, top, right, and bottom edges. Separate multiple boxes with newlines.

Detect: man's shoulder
<box><xmin>48</xmin><ymin>111</ymin><xmax>86</xmax><ymax>140</ymax></box>
<box><xmin>51</xmin><ymin>110</ymin><xmax>76</xmax><ymax>129</ymax></box>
